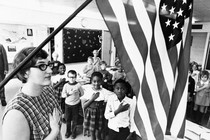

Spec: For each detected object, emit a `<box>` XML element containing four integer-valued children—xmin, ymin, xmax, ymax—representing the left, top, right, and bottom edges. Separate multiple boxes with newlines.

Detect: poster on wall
<box><xmin>0</xmin><ymin>24</ymin><xmax>48</xmax><ymax>63</ymax></box>
<box><xmin>63</xmin><ymin>28</ymin><xmax>102</xmax><ymax>63</ymax></box>
<box><xmin>0</xmin><ymin>24</ymin><xmax>35</xmax><ymax>63</ymax></box>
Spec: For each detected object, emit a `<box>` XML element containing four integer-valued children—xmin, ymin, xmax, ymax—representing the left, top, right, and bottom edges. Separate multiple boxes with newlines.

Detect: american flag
<box><xmin>96</xmin><ymin>0</ymin><xmax>193</xmax><ymax>139</ymax></box>
<box><xmin>63</xmin><ymin>28</ymin><xmax>102</xmax><ymax>63</ymax></box>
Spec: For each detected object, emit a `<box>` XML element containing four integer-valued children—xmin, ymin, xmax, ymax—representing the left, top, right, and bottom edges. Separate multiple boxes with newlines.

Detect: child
<box><xmin>193</xmin><ymin>70</ymin><xmax>210</xmax><ymax>124</ymax></box>
<box><xmin>186</xmin><ymin>68</ymin><xmax>195</xmax><ymax>120</ymax></box>
<box><xmin>81</xmin><ymin>72</ymin><xmax>113</xmax><ymax>140</ymax></box>
<box><xmin>191</xmin><ymin>62</ymin><xmax>200</xmax><ymax>86</ymax></box>
<box><xmin>105</xmin><ymin>79</ymin><xmax>135</xmax><ymax>140</ymax></box>
<box><xmin>112</xmin><ymin>65</ymin><xmax>126</xmax><ymax>84</ymax></box>
<box><xmin>92</xmin><ymin>49</ymin><xmax>101</xmax><ymax>71</ymax></box>
<box><xmin>99</xmin><ymin>61</ymin><xmax>113</xmax><ymax>91</ymax></box>
<box><xmin>51</xmin><ymin>63</ymin><xmax>67</xmax><ymax>116</ymax></box>
<box><xmin>62</xmin><ymin>70</ymin><xmax>84</xmax><ymax>139</ymax></box>
<box><xmin>83</xmin><ymin>56</ymin><xmax>97</xmax><ymax>82</ymax></box>
<box><xmin>51</xmin><ymin>52</ymin><xmax>61</xmax><ymax>75</ymax></box>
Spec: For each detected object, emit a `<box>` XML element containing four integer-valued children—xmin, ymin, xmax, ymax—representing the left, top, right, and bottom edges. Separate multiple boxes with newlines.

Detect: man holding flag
<box><xmin>96</xmin><ymin>0</ymin><xmax>193</xmax><ymax>139</ymax></box>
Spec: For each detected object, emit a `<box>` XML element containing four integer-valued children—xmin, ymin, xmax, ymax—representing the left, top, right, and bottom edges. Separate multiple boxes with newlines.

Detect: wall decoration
<box><xmin>7</xmin><ymin>45</ymin><xmax>16</xmax><ymax>52</ymax></box>
<box><xmin>27</xmin><ymin>29</ymin><xmax>33</xmax><ymax>36</ymax></box>
<box><xmin>63</xmin><ymin>28</ymin><xmax>102</xmax><ymax>63</ymax></box>
<box><xmin>0</xmin><ymin>24</ymin><xmax>47</xmax><ymax>63</ymax></box>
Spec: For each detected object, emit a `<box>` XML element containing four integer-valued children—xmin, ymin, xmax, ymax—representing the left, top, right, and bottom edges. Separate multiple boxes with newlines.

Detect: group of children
<box><xmin>83</xmin><ymin>50</ymin><xmax>126</xmax><ymax>87</ymax></box>
<box><xmin>187</xmin><ymin>62</ymin><xmax>210</xmax><ymax>126</ymax></box>
<box><xmin>51</xmin><ymin>53</ymin><xmax>135</xmax><ymax>140</ymax></box>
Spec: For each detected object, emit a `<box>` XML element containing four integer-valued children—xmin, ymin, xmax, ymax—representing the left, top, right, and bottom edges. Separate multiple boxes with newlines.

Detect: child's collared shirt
<box><xmin>105</xmin><ymin>94</ymin><xmax>135</xmax><ymax>132</ymax></box>
<box><xmin>62</xmin><ymin>82</ymin><xmax>84</xmax><ymax>105</ymax></box>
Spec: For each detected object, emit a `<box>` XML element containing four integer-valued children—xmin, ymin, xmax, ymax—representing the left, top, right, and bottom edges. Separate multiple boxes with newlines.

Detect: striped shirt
<box><xmin>3</xmin><ymin>86</ymin><xmax>62</xmax><ymax>140</ymax></box>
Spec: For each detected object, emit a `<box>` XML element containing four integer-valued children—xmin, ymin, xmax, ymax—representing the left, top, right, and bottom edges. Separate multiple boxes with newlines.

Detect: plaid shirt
<box><xmin>3</xmin><ymin>86</ymin><xmax>62</xmax><ymax>140</ymax></box>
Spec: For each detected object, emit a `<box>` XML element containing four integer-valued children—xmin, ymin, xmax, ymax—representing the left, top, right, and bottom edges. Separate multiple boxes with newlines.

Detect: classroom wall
<box><xmin>190</xmin><ymin>32</ymin><xmax>207</xmax><ymax>65</ymax></box>
<box><xmin>192</xmin><ymin>22</ymin><xmax>210</xmax><ymax>69</ymax></box>
<box><xmin>0</xmin><ymin>4</ymin><xmax>113</xmax><ymax>75</ymax></box>
<box><xmin>0</xmin><ymin>24</ymin><xmax>49</xmax><ymax>63</ymax></box>
<box><xmin>3</xmin><ymin>3</ymin><xmax>210</xmax><ymax>75</ymax></box>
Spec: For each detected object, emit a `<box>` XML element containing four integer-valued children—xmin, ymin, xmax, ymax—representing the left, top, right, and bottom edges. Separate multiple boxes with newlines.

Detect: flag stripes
<box><xmin>167</xmin><ymin>16</ymin><xmax>193</xmax><ymax>137</ymax></box>
<box><xmin>133</xmin><ymin>0</ymin><xmax>168</xmax><ymax>135</ymax></box>
<box><xmin>154</xmin><ymin>0</ymin><xmax>175</xmax><ymax>102</ymax></box>
<box><xmin>96</xmin><ymin>0</ymin><xmax>193</xmax><ymax>139</ymax></box>
<box><xmin>107</xmin><ymin>1</ymin><xmax>156</xmax><ymax>139</ymax></box>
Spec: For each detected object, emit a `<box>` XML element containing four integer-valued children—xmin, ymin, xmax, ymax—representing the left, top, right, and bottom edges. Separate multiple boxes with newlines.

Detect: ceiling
<box><xmin>0</xmin><ymin>0</ymin><xmax>209</xmax><ymax>23</ymax></box>
<box><xmin>39</xmin><ymin>0</ymin><xmax>210</xmax><ymax>23</ymax></box>
<box><xmin>193</xmin><ymin>0</ymin><xmax>210</xmax><ymax>22</ymax></box>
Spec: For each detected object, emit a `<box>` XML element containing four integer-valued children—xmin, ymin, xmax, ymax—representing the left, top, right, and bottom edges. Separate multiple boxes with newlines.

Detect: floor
<box><xmin>0</xmin><ymin>78</ymin><xmax>91</xmax><ymax>140</ymax></box>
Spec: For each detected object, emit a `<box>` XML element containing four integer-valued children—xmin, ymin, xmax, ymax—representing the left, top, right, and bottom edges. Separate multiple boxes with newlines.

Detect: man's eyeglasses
<box><xmin>31</xmin><ymin>63</ymin><xmax>54</xmax><ymax>71</ymax></box>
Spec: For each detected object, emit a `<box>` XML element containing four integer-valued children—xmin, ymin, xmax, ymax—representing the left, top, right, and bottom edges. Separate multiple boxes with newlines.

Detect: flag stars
<box><xmin>169</xmin><ymin>34</ymin><xmax>175</xmax><ymax>41</ymax></box>
<box><xmin>169</xmin><ymin>6</ymin><xmax>175</xmax><ymax>15</ymax></box>
<box><xmin>161</xmin><ymin>3</ymin><xmax>167</xmax><ymax>11</ymax></box>
<box><xmin>177</xmin><ymin>8</ymin><xmax>183</xmax><ymax>17</ymax></box>
<box><xmin>173</xmin><ymin>21</ymin><xmax>179</xmax><ymax>29</ymax></box>
<box><xmin>165</xmin><ymin>19</ymin><xmax>171</xmax><ymax>27</ymax></box>
<box><xmin>182</xmin><ymin>0</ymin><xmax>187</xmax><ymax>4</ymax></box>
<box><xmin>181</xmin><ymin>26</ymin><xmax>184</xmax><ymax>33</ymax></box>
<box><xmin>189</xmin><ymin>4</ymin><xmax>192</xmax><ymax>10</ymax></box>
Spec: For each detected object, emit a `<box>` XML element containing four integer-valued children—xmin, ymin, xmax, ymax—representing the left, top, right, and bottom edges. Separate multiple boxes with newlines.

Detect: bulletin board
<box><xmin>63</xmin><ymin>28</ymin><xmax>102</xmax><ymax>63</ymax></box>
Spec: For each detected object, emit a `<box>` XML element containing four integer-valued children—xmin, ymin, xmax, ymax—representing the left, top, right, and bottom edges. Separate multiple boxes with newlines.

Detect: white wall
<box><xmin>192</xmin><ymin>22</ymin><xmax>210</xmax><ymax>69</ymax></box>
<box><xmin>190</xmin><ymin>32</ymin><xmax>207</xmax><ymax>65</ymax></box>
<box><xmin>0</xmin><ymin>3</ymin><xmax>114</xmax><ymax>75</ymax></box>
<box><xmin>0</xmin><ymin>24</ymin><xmax>49</xmax><ymax>63</ymax></box>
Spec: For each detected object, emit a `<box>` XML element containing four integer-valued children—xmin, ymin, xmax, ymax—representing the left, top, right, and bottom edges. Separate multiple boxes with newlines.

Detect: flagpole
<box><xmin>0</xmin><ymin>0</ymin><xmax>93</xmax><ymax>89</ymax></box>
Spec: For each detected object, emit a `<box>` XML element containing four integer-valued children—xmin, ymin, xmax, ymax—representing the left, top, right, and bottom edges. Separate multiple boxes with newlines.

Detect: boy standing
<box><xmin>105</xmin><ymin>79</ymin><xmax>135</xmax><ymax>140</ymax></box>
<box><xmin>62</xmin><ymin>70</ymin><xmax>84</xmax><ymax>139</ymax></box>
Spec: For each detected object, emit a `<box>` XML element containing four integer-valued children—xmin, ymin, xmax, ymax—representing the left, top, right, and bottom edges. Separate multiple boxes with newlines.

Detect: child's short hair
<box><xmin>92</xmin><ymin>50</ymin><xmax>98</xmax><ymax>54</ymax></box>
<box><xmin>87</xmin><ymin>56</ymin><xmax>93</xmax><ymax>61</ymax></box>
<box><xmin>13</xmin><ymin>47</ymin><xmax>48</xmax><ymax>83</ymax></box>
<box><xmin>101</xmin><ymin>61</ymin><xmax>107</xmax><ymax>66</ymax></box>
<box><xmin>67</xmin><ymin>70</ymin><xmax>77</xmax><ymax>77</ymax></box>
<box><xmin>91</xmin><ymin>72</ymin><xmax>103</xmax><ymax>81</ymax></box>
<box><xmin>113</xmin><ymin>79</ymin><xmax>128</xmax><ymax>89</ymax></box>
<box><xmin>58</xmin><ymin>63</ymin><xmax>66</xmax><ymax>69</ymax></box>
<box><xmin>200</xmin><ymin>70</ymin><xmax>209</xmax><ymax>79</ymax></box>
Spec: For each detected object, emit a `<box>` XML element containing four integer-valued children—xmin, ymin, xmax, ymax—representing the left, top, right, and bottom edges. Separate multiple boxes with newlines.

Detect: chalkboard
<box><xmin>63</xmin><ymin>28</ymin><xmax>102</xmax><ymax>63</ymax></box>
